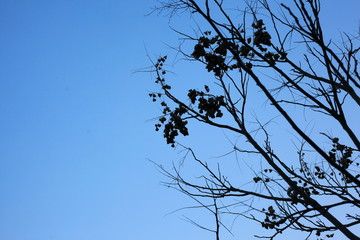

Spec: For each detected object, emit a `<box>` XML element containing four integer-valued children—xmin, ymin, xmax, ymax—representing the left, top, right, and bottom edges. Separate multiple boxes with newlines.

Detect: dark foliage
<box><xmin>148</xmin><ymin>0</ymin><xmax>360</xmax><ymax>239</ymax></box>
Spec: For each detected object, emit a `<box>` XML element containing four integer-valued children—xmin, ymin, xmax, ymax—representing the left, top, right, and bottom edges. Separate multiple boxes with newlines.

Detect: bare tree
<box><xmin>148</xmin><ymin>0</ymin><xmax>360</xmax><ymax>239</ymax></box>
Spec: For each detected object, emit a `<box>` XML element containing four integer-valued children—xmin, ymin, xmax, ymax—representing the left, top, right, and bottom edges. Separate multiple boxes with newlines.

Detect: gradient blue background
<box><xmin>0</xmin><ymin>1</ymin><xmax>359</xmax><ymax>239</ymax></box>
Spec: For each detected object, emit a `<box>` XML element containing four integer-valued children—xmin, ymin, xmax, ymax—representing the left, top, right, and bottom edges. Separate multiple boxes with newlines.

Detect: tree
<box><xmin>148</xmin><ymin>0</ymin><xmax>360</xmax><ymax>239</ymax></box>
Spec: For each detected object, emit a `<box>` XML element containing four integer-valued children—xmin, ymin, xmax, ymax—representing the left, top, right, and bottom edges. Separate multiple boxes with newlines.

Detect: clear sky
<box><xmin>0</xmin><ymin>1</ymin><xmax>359</xmax><ymax>240</ymax></box>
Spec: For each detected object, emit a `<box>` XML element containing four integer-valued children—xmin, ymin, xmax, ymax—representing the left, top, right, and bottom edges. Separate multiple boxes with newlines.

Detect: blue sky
<box><xmin>0</xmin><ymin>1</ymin><xmax>359</xmax><ymax>240</ymax></box>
